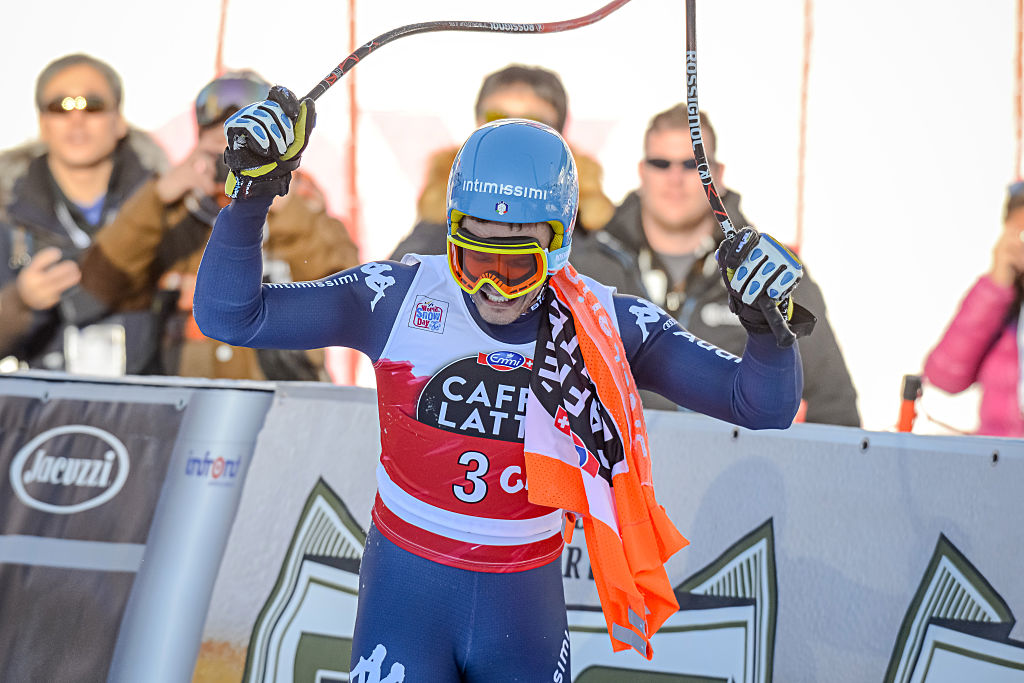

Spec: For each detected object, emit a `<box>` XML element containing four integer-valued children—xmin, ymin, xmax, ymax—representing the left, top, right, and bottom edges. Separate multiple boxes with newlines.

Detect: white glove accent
<box><xmin>728</xmin><ymin>233</ymin><xmax>803</xmax><ymax>306</ymax></box>
<box><xmin>224</xmin><ymin>100</ymin><xmax>295</xmax><ymax>156</ymax></box>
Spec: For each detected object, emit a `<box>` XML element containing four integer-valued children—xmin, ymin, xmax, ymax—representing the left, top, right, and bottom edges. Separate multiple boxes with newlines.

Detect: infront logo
<box><xmin>185</xmin><ymin>450</ymin><xmax>241</xmax><ymax>483</ymax></box>
<box><xmin>9</xmin><ymin>425</ymin><xmax>130</xmax><ymax>514</ymax></box>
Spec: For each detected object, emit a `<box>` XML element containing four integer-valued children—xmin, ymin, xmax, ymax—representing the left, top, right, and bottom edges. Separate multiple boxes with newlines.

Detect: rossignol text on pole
<box><xmin>685</xmin><ymin>0</ymin><xmax>797</xmax><ymax>347</ymax></box>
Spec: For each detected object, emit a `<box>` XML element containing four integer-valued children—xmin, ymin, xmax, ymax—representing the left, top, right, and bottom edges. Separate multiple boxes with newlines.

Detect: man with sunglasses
<box><xmin>0</xmin><ymin>53</ymin><xmax>167</xmax><ymax>370</ymax></box>
<box><xmin>603</xmin><ymin>104</ymin><xmax>861</xmax><ymax>426</ymax></box>
<box><xmin>388</xmin><ymin>64</ymin><xmax>647</xmax><ymax>299</ymax></box>
<box><xmin>194</xmin><ymin>85</ymin><xmax>806</xmax><ymax>679</ymax></box>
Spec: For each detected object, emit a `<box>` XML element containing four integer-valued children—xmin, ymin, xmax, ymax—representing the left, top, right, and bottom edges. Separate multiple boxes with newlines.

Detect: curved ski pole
<box><xmin>305</xmin><ymin>0</ymin><xmax>634</xmax><ymax>101</ymax></box>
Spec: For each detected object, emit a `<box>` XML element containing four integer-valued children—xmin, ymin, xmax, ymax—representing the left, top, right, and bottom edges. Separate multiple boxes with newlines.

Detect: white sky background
<box><xmin>3</xmin><ymin>0</ymin><xmax>1015</xmax><ymax>433</ymax></box>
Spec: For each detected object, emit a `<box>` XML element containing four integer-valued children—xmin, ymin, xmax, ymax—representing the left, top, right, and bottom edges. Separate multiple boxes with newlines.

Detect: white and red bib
<box><xmin>371</xmin><ymin>255</ymin><xmax>615</xmax><ymax>572</ymax></box>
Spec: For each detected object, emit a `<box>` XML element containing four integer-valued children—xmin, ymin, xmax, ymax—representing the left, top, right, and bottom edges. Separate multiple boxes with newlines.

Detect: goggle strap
<box><xmin>449</xmin><ymin>231</ymin><xmax>544</xmax><ymax>254</ymax></box>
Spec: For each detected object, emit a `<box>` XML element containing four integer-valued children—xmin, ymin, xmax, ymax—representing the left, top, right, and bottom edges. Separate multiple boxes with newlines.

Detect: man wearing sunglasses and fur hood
<box><xmin>0</xmin><ymin>53</ymin><xmax>167</xmax><ymax>370</ymax></box>
<box><xmin>193</xmin><ymin>85</ymin><xmax>812</xmax><ymax>681</ymax></box>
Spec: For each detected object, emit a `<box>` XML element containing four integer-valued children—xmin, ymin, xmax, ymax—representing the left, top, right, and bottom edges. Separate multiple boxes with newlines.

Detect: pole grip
<box><xmin>758</xmin><ymin>297</ymin><xmax>797</xmax><ymax>348</ymax></box>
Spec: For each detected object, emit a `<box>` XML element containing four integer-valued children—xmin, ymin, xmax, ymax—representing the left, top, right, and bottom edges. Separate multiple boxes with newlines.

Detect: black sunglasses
<box><xmin>43</xmin><ymin>95</ymin><xmax>110</xmax><ymax>114</ymax></box>
<box><xmin>644</xmin><ymin>158</ymin><xmax>700</xmax><ymax>171</ymax></box>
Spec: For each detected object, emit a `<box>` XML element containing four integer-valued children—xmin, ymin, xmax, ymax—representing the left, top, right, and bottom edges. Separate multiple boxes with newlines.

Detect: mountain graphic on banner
<box><xmin>885</xmin><ymin>533</ymin><xmax>1024</xmax><ymax>683</ymax></box>
<box><xmin>243</xmin><ymin>478</ymin><xmax>365</xmax><ymax>683</ymax></box>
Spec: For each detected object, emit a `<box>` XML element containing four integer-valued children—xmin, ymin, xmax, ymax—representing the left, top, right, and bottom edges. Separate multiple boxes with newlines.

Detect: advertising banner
<box><xmin>0</xmin><ymin>374</ymin><xmax>273</xmax><ymax>683</ymax></box>
<box><xmin>0</xmin><ymin>378</ymin><xmax>188</xmax><ymax>682</ymax></box>
<box><xmin>194</xmin><ymin>385</ymin><xmax>1024</xmax><ymax>682</ymax></box>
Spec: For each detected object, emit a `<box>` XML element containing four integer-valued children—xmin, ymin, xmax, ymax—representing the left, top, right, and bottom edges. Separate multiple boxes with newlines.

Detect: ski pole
<box><xmin>684</xmin><ymin>0</ymin><xmax>798</xmax><ymax>347</ymax></box>
<box><xmin>304</xmin><ymin>0</ymin><xmax>634</xmax><ymax>101</ymax></box>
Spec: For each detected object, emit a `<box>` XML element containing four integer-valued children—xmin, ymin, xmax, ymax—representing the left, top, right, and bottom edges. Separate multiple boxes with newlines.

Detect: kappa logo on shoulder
<box><xmin>477</xmin><ymin>350</ymin><xmax>533</xmax><ymax>372</ymax></box>
<box><xmin>362</xmin><ymin>262</ymin><xmax>395</xmax><ymax>311</ymax></box>
<box><xmin>409</xmin><ymin>295</ymin><xmax>449</xmax><ymax>334</ymax></box>
<box><xmin>629</xmin><ymin>299</ymin><xmax>665</xmax><ymax>343</ymax></box>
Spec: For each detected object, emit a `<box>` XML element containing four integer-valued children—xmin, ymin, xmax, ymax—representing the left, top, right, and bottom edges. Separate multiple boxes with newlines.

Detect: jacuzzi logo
<box><xmin>9</xmin><ymin>425</ymin><xmax>130</xmax><ymax>514</ymax></box>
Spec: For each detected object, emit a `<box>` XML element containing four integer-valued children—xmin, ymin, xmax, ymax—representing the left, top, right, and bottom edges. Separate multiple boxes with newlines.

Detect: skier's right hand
<box><xmin>222</xmin><ymin>85</ymin><xmax>316</xmax><ymax>200</ymax></box>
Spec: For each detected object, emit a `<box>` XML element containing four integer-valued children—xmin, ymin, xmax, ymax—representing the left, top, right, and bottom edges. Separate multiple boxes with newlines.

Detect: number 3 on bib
<box><xmin>452</xmin><ymin>450</ymin><xmax>527</xmax><ymax>503</ymax></box>
<box><xmin>453</xmin><ymin>451</ymin><xmax>489</xmax><ymax>503</ymax></box>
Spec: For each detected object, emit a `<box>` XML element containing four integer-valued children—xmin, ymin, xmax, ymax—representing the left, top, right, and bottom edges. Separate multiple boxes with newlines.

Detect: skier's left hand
<box><xmin>716</xmin><ymin>226</ymin><xmax>815</xmax><ymax>341</ymax></box>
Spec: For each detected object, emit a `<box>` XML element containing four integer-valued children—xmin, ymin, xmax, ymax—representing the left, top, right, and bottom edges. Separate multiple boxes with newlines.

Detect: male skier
<box><xmin>193</xmin><ymin>86</ymin><xmax>809</xmax><ymax>681</ymax></box>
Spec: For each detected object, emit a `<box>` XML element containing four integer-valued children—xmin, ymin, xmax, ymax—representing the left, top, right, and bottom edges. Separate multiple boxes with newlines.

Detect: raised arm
<box><xmin>193</xmin><ymin>194</ymin><xmax>413</xmax><ymax>359</ymax></box>
<box><xmin>619</xmin><ymin>224</ymin><xmax>810</xmax><ymax>428</ymax></box>
<box><xmin>617</xmin><ymin>294</ymin><xmax>803</xmax><ymax>429</ymax></box>
<box><xmin>193</xmin><ymin>84</ymin><xmax>417</xmax><ymax>360</ymax></box>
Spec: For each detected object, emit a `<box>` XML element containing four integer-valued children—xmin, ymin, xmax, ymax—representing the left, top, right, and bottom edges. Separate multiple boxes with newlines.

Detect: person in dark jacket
<box><xmin>603</xmin><ymin>104</ymin><xmax>860</xmax><ymax>426</ymax></box>
<box><xmin>388</xmin><ymin>64</ymin><xmax>647</xmax><ymax>298</ymax></box>
<box><xmin>0</xmin><ymin>53</ymin><xmax>167</xmax><ymax>373</ymax></box>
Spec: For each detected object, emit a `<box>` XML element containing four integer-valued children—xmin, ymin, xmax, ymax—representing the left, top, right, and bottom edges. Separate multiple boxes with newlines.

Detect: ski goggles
<box><xmin>448</xmin><ymin>229</ymin><xmax>549</xmax><ymax>299</ymax></box>
<box><xmin>194</xmin><ymin>74</ymin><xmax>270</xmax><ymax>128</ymax></box>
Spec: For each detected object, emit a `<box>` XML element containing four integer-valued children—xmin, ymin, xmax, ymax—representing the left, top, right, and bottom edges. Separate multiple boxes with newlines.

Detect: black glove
<box><xmin>716</xmin><ymin>226</ymin><xmax>816</xmax><ymax>339</ymax></box>
<box><xmin>222</xmin><ymin>85</ymin><xmax>316</xmax><ymax>199</ymax></box>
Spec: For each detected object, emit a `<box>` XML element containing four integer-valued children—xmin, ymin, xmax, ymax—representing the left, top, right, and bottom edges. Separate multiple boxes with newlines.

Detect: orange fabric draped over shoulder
<box><xmin>523</xmin><ymin>265</ymin><xmax>688</xmax><ymax>659</ymax></box>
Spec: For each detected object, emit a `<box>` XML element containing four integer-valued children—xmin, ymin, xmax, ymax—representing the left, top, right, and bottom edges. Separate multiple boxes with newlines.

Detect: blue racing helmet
<box><xmin>446</xmin><ymin>119</ymin><xmax>578</xmax><ymax>274</ymax></box>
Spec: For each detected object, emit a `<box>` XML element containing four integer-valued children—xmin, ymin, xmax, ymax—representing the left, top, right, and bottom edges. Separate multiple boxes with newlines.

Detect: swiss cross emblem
<box><xmin>553</xmin><ymin>406</ymin><xmax>601</xmax><ymax>476</ymax></box>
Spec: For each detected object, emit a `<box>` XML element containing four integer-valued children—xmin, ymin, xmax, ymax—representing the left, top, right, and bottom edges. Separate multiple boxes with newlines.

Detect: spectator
<box><xmin>923</xmin><ymin>184</ymin><xmax>1024</xmax><ymax>437</ymax></box>
<box><xmin>0</xmin><ymin>53</ymin><xmax>167</xmax><ymax>372</ymax></box>
<box><xmin>388</xmin><ymin>64</ymin><xmax>647</xmax><ymax>297</ymax></box>
<box><xmin>603</xmin><ymin>105</ymin><xmax>861</xmax><ymax>425</ymax></box>
<box><xmin>82</xmin><ymin>70</ymin><xmax>359</xmax><ymax>380</ymax></box>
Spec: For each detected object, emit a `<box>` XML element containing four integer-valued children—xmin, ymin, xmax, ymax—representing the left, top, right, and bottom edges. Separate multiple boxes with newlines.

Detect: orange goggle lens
<box><xmin>447</xmin><ymin>234</ymin><xmax>547</xmax><ymax>299</ymax></box>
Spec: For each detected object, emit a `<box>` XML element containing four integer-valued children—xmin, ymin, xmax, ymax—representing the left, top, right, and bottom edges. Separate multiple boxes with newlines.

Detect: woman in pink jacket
<box><xmin>924</xmin><ymin>187</ymin><xmax>1024</xmax><ymax>437</ymax></box>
